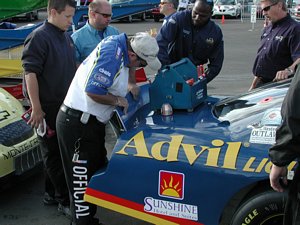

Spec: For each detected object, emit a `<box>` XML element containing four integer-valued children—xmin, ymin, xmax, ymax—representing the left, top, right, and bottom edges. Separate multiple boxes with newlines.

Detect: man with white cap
<box><xmin>56</xmin><ymin>32</ymin><xmax>161</xmax><ymax>225</ymax></box>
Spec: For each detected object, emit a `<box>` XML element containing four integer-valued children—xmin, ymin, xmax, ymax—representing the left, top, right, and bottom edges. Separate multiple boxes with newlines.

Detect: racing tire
<box><xmin>230</xmin><ymin>191</ymin><xmax>287</xmax><ymax>225</ymax></box>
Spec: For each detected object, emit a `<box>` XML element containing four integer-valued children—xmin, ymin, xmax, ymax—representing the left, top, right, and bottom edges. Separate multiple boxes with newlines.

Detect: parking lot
<box><xmin>0</xmin><ymin>12</ymin><xmax>265</xmax><ymax>225</ymax></box>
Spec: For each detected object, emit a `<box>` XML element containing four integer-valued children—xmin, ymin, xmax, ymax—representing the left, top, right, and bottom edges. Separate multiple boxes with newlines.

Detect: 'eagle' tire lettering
<box><xmin>230</xmin><ymin>191</ymin><xmax>286</xmax><ymax>225</ymax></box>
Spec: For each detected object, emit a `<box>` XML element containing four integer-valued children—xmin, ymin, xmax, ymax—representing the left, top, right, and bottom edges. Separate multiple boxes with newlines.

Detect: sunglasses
<box><xmin>261</xmin><ymin>2</ymin><xmax>277</xmax><ymax>12</ymax></box>
<box><xmin>93</xmin><ymin>11</ymin><xmax>112</xmax><ymax>18</ymax></box>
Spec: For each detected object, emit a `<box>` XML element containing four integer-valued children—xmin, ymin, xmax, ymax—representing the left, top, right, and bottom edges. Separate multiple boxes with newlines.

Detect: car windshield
<box><xmin>213</xmin><ymin>81</ymin><xmax>290</xmax><ymax>124</ymax></box>
<box><xmin>216</xmin><ymin>0</ymin><xmax>236</xmax><ymax>5</ymax></box>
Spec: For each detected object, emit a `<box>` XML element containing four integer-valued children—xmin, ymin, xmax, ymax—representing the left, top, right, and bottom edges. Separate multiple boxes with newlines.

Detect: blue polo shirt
<box><xmin>252</xmin><ymin>14</ymin><xmax>300</xmax><ymax>82</ymax></box>
<box><xmin>71</xmin><ymin>21</ymin><xmax>119</xmax><ymax>63</ymax></box>
<box><xmin>162</xmin><ymin>12</ymin><xmax>176</xmax><ymax>26</ymax></box>
<box><xmin>156</xmin><ymin>10</ymin><xmax>224</xmax><ymax>83</ymax></box>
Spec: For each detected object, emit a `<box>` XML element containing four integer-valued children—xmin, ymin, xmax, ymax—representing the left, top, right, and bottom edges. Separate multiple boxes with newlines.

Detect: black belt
<box><xmin>60</xmin><ymin>104</ymin><xmax>83</xmax><ymax>118</ymax></box>
<box><xmin>60</xmin><ymin>104</ymin><xmax>105</xmax><ymax>126</ymax></box>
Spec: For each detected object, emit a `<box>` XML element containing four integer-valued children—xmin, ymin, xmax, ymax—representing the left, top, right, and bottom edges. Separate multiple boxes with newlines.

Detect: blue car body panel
<box><xmin>85</xmin><ymin>76</ymin><xmax>294</xmax><ymax>225</ymax></box>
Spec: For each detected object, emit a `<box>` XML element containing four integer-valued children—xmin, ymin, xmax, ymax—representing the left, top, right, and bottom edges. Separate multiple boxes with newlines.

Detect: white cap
<box><xmin>130</xmin><ymin>32</ymin><xmax>161</xmax><ymax>71</ymax></box>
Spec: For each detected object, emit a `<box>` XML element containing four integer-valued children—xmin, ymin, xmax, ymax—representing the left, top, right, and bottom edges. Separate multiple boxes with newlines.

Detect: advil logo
<box><xmin>158</xmin><ymin>170</ymin><xmax>184</xmax><ymax>200</ymax></box>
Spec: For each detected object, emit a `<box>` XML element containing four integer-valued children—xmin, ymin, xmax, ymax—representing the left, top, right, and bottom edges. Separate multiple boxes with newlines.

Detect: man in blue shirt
<box><xmin>71</xmin><ymin>0</ymin><xmax>119</xmax><ymax>64</ymax></box>
<box><xmin>159</xmin><ymin>0</ymin><xmax>178</xmax><ymax>26</ymax></box>
<box><xmin>156</xmin><ymin>0</ymin><xmax>224</xmax><ymax>83</ymax></box>
<box><xmin>250</xmin><ymin>0</ymin><xmax>300</xmax><ymax>90</ymax></box>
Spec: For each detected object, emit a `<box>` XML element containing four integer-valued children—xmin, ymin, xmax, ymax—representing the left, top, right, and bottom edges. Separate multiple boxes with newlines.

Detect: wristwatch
<box><xmin>285</xmin><ymin>67</ymin><xmax>294</xmax><ymax>74</ymax></box>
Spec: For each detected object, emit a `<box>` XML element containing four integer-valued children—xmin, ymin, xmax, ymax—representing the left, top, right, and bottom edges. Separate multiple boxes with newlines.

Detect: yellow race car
<box><xmin>0</xmin><ymin>87</ymin><xmax>41</xmax><ymax>184</ymax></box>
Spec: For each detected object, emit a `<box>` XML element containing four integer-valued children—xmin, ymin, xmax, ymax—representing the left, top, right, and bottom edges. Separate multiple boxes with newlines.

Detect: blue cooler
<box><xmin>149</xmin><ymin>58</ymin><xmax>207</xmax><ymax>111</ymax></box>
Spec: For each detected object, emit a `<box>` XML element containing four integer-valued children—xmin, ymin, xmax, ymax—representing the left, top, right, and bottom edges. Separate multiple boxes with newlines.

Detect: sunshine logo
<box><xmin>159</xmin><ymin>170</ymin><xmax>184</xmax><ymax>200</ymax></box>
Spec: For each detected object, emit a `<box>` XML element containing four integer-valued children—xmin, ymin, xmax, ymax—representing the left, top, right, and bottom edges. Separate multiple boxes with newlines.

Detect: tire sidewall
<box><xmin>230</xmin><ymin>191</ymin><xmax>287</xmax><ymax>225</ymax></box>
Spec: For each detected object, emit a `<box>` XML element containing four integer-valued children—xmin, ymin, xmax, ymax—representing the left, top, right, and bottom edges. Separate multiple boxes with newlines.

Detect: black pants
<box><xmin>56</xmin><ymin>106</ymin><xmax>107</xmax><ymax>225</ymax></box>
<box><xmin>39</xmin><ymin>104</ymin><xmax>69</xmax><ymax>206</ymax></box>
<box><xmin>284</xmin><ymin>165</ymin><xmax>300</xmax><ymax>225</ymax></box>
<box><xmin>44</xmin><ymin>168</ymin><xmax>55</xmax><ymax>197</ymax></box>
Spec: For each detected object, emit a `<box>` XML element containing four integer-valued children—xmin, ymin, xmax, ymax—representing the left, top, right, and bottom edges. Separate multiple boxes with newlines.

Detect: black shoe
<box><xmin>43</xmin><ymin>193</ymin><xmax>58</xmax><ymax>205</ymax></box>
<box><xmin>58</xmin><ymin>203</ymin><xmax>72</xmax><ymax>219</ymax></box>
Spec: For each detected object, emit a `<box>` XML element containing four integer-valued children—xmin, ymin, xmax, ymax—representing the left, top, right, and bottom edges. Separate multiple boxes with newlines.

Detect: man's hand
<box><xmin>28</xmin><ymin>107</ymin><xmax>45</xmax><ymax>129</ymax></box>
<box><xmin>116</xmin><ymin>96</ymin><xmax>129</xmax><ymax>114</ymax></box>
<box><xmin>269</xmin><ymin>164</ymin><xmax>288</xmax><ymax>192</ymax></box>
<box><xmin>248</xmin><ymin>76</ymin><xmax>261</xmax><ymax>91</ymax></box>
<box><xmin>273</xmin><ymin>69</ymin><xmax>293</xmax><ymax>82</ymax></box>
<box><xmin>128</xmin><ymin>83</ymin><xmax>140</xmax><ymax>101</ymax></box>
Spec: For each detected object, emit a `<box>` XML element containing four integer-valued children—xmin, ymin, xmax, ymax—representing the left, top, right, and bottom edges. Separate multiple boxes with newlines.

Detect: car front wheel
<box><xmin>230</xmin><ymin>191</ymin><xmax>286</xmax><ymax>225</ymax></box>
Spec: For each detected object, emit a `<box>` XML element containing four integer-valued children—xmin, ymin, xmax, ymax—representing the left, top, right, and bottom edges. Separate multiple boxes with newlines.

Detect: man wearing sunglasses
<box><xmin>249</xmin><ymin>0</ymin><xmax>300</xmax><ymax>90</ymax></box>
<box><xmin>71</xmin><ymin>0</ymin><xmax>119</xmax><ymax>65</ymax></box>
<box><xmin>56</xmin><ymin>32</ymin><xmax>161</xmax><ymax>225</ymax></box>
<box><xmin>156</xmin><ymin>0</ymin><xmax>224</xmax><ymax>83</ymax></box>
<box><xmin>159</xmin><ymin>0</ymin><xmax>178</xmax><ymax>25</ymax></box>
<box><xmin>72</xmin><ymin>0</ymin><xmax>140</xmax><ymax>101</ymax></box>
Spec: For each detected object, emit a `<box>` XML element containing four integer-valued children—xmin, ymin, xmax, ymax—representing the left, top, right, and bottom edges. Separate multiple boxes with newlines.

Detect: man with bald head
<box><xmin>71</xmin><ymin>0</ymin><xmax>119</xmax><ymax>64</ymax></box>
<box><xmin>156</xmin><ymin>0</ymin><xmax>224</xmax><ymax>83</ymax></box>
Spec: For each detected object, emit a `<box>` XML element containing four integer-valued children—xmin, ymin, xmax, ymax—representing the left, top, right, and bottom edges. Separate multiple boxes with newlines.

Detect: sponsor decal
<box><xmin>116</xmin><ymin>47</ymin><xmax>121</xmax><ymax>59</ymax></box>
<box><xmin>0</xmin><ymin>110</ymin><xmax>10</xmax><ymax>122</ymax></box>
<box><xmin>115</xmin><ymin>131</ymin><xmax>297</xmax><ymax>173</ymax></box>
<box><xmin>94</xmin><ymin>73</ymin><xmax>110</xmax><ymax>85</ymax></box>
<box><xmin>183</xmin><ymin>29</ymin><xmax>190</xmax><ymax>35</ymax></box>
<box><xmin>144</xmin><ymin>197</ymin><xmax>198</xmax><ymax>221</ymax></box>
<box><xmin>2</xmin><ymin>138</ymin><xmax>38</xmax><ymax>160</ymax></box>
<box><xmin>195</xmin><ymin>89</ymin><xmax>204</xmax><ymax>99</ymax></box>
<box><xmin>159</xmin><ymin>170</ymin><xmax>184</xmax><ymax>200</ymax></box>
<box><xmin>275</xmin><ymin>36</ymin><xmax>283</xmax><ymax>42</ymax></box>
<box><xmin>260</xmin><ymin>108</ymin><xmax>281</xmax><ymax>126</ymax></box>
<box><xmin>206</xmin><ymin>38</ymin><xmax>214</xmax><ymax>46</ymax></box>
<box><xmin>249</xmin><ymin>126</ymin><xmax>277</xmax><ymax>144</ymax></box>
<box><xmin>98</xmin><ymin>67</ymin><xmax>111</xmax><ymax>77</ymax></box>
<box><xmin>90</xmin><ymin>81</ymin><xmax>105</xmax><ymax>88</ymax></box>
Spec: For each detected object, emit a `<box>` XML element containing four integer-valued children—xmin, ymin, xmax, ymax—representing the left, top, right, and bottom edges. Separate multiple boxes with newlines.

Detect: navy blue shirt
<box><xmin>22</xmin><ymin>21</ymin><xmax>77</xmax><ymax>105</ymax></box>
<box><xmin>252</xmin><ymin>14</ymin><xmax>300</xmax><ymax>82</ymax></box>
<box><xmin>156</xmin><ymin>10</ymin><xmax>224</xmax><ymax>83</ymax></box>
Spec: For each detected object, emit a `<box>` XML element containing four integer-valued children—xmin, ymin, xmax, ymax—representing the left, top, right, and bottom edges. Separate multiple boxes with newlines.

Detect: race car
<box><xmin>213</xmin><ymin>0</ymin><xmax>241</xmax><ymax>18</ymax></box>
<box><xmin>85</xmin><ymin>59</ymin><xmax>293</xmax><ymax>225</ymax></box>
<box><xmin>0</xmin><ymin>87</ymin><xmax>41</xmax><ymax>186</ymax></box>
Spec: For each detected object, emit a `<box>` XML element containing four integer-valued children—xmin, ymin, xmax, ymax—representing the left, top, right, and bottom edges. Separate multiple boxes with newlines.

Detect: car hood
<box><xmin>85</xmin><ymin>79</ymin><xmax>293</xmax><ymax>225</ymax></box>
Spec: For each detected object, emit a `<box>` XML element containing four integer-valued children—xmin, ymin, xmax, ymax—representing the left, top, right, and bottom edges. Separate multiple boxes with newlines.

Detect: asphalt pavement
<box><xmin>0</xmin><ymin>15</ymin><xmax>265</xmax><ymax>225</ymax></box>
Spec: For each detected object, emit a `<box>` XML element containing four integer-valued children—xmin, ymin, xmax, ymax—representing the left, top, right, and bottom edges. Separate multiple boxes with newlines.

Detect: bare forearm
<box><xmin>87</xmin><ymin>92</ymin><xmax>128</xmax><ymax>113</ymax></box>
<box><xmin>25</xmin><ymin>73</ymin><xmax>41</xmax><ymax>111</ymax></box>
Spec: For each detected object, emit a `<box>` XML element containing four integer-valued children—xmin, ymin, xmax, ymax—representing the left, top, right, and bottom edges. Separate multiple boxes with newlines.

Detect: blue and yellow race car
<box><xmin>85</xmin><ymin>59</ymin><xmax>293</xmax><ymax>225</ymax></box>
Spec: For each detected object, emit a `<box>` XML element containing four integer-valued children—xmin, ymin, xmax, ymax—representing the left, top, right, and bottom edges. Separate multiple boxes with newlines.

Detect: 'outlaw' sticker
<box><xmin>249</xmin><ymin>126</ymin><xmax>277</xmax><ymax>144</ymax></box>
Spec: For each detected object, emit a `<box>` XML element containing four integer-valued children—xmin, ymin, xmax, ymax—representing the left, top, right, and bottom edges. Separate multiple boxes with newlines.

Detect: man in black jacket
<box><xmin>22</xmin><ymin>0</ymin><xmax>77</xmax><ymax>217</ymax></box>
<box><xmin>269</xmin><ymin>64</ymin><xmax>300</xmax><ymax>224</ymax></box>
